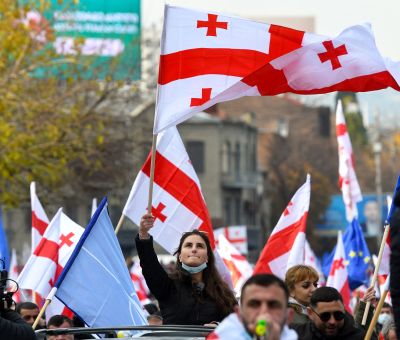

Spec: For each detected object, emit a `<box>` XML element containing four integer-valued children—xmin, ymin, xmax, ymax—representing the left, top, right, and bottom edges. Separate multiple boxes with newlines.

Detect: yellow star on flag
<box><xmin>348</xmin><ymin>250</ymin><xmax>356</xmax><ymax>258</ymax></box>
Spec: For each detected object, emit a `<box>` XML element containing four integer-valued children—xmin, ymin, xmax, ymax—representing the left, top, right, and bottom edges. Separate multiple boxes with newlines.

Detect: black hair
<box><xmin>16</xmin><ymin>302</ymin><xmax>38</xmax><ymax>313</ymax></box>
<box><xmin>240</xmin><ymin>274</ymin><xmax>289</xmax><ymax>304</ymax></box>
<box><xmin>47</xmin><ymin>315</ymin><xmax>73</xmax><ymax>328</ymax></box>
<box><xmin>310</xmin><ymin>286</ymin><xmax>343</xmax><ymax>308</ymax></box>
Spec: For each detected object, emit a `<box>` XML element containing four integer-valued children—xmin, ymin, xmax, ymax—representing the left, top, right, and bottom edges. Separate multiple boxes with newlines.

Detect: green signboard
<box><xmin>39</xmin><ymin>0</ymin><xmax>141</xmax><ymax>80</ymax></box>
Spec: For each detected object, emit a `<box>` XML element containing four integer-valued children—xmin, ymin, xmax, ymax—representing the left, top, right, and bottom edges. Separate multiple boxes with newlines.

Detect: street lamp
<box><xmin>373</xmin><ymin>141</ymin><xmax>383</xmax><ymax>245</ymax></box>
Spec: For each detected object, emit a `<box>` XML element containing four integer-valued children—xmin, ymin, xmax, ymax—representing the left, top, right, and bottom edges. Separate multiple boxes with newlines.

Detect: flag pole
<box><xmin>114</xmin><ymin>214</ymin><xmax>125</xmax><ymax>235</ymax></box>
<box><xmin>361</xmin><ymin>224</ymin><xmax>390</xmax><ymax>325</ymax></box>
<box><xmin>32</xmin><ymin>287</ymin><xmax>57</xmax><ymax>330</ymax></box>
<box><xmin>364</xmin><ymin>275</ymin><xmax>390</xmax><ymax>340</ymax></box>
<box><xmin>147</xmin><ymin>134</ymin><xmax>157</xmax><ymax>213</ymax></box>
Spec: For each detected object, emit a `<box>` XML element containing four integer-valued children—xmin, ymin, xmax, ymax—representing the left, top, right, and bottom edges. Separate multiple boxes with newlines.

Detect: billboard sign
<box><xmin>317</xmin><ymin>194</ymin><xmax>389</xmax><ymax>236</ymax></box>
<box><xmin>29</xmin><ymin>0</ymin><xmax>141</xmax><ymax>80</ymax></box>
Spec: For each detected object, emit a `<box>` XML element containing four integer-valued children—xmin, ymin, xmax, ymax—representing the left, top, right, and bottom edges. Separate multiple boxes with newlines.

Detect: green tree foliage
<box><xmin>336</xmin><ymin>92</ymin><xmax>368</xmax><ymax>146</ymax></box>
<box><xmin>0</xmin><ymin>0</ymin><xmax>127</xmax><ymax>206</ymax></box>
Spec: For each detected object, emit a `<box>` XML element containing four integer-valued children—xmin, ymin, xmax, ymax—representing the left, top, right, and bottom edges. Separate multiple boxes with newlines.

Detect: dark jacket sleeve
<box><xmin>0</xmin><ymin>309</ymin><xmax>36</xmax><ymax>340</ymax></box>
<box><xmin>390</xmin><ymin>192</ymin><xmax>400</xmax><ymax>340</ymax></box>
<box><xmin>135</xmin><ymin>234</ymin><xmax>175</xmax><ymax>300</ymax></box>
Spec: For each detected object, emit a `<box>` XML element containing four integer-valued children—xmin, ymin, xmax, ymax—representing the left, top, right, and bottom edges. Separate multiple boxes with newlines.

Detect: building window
<box><xmin>222</xmin><ymin>141</ymin><xmax>231</xmax><ymax>174</ymax></box>
<box><xmin>235</xmin><ymin>142</ymin><xmax>241</xmax><ymax>178</ymax></box>
<box><xmin>235</xmin><ymin>197</ymin><xmax>241</xmax><ymax>224</ymax></box>
<box><xmin>186</xmin><ymin>141</ymin><xmax>205</xmax><ymax>173</ymax></box>
<box><xmin>224</xmin><ymin>197</ymin><xmax>232</xmax><ymax>225</ymax></box>
<box><xmin>318</xmin><ymin>106</ymin><xmax>331</xmax><ymax>137</ymax></box>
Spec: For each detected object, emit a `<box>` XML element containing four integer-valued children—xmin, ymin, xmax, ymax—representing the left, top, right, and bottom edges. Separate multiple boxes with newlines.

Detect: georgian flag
<box><xmin>326</xmin><ymin>231</ymin><xmax>352</xmax><ymax>313</ymax></box>
<box><xmin>155</xmin><ymin>7</ymin><xmax>400</xmax><ymax>133</ymax></box>
<box><xmin>18</xmin><ymin>209</ymin><xmax>84</xmax><ymax>319</ymax></box>
<box><xmin>253</xmin><ymin>175</ymin><xmax>310</xmax><ymax>278</ymax></box>
<box><xmin>8</xmin><ymin>249</ymin><xmax>21</xmax><ymax>303</ymax></box>
<box><xmin>214</xmin><ymin>226</ymin><xmax>248</xmax><ymax>255</ymax></box>
<box><xmin>216</xmin><ymin>234</ymin><xmax>253</xmax><ymax>294</ymax></box>
<box><xmin>336</xmin><ymin>101</ymin><xmax>362</xmax><ymax>222</ymax></box>
<box><xmin>30</xmin><ymin>182</ymin><xmax>49</xmax><ymax>253</ymax></box>
<box><xmin>123</xmin><ymin>126</ymin><xmax>233</xmax><ymax>287</ymax></box>
<box><xmin>130</xmin><ymin>260</ymin><xmax>151</xmax><ymax>305</ymax></box>
<box><xmin>154</xmin><ymin>5</ymin><xmax>323</xmax><ymax>133</ymax></box>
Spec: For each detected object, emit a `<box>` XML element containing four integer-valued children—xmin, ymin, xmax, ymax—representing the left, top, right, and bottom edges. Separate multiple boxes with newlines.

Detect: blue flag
<box><xmin>322</xmin><ymin>219</ymin><xmax>371</xmax><ymax>290</ymax></box>
<box><xmin>54</xmin><ymin>197</ymin><xmax>147</xmax><ymax>328</ymax></box>
<box><xmin>387</xmin><ymin>174</ymin><xmax>400</xmax><ymax>224</ymax></box>
<box><xmin>0</xmin><ymin>209</ymin><xmax>10</xmax><ymax>271</ymax></box>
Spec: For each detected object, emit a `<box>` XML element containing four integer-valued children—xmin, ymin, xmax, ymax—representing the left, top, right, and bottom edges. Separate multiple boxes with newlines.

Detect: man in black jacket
<box><xmin>389</xmin><ymin>186</ymin><xmax>400</xmax><ymax>339</ymax></box>
<box><xmin>0</xmin><ymin>308</ymin><xmax>36</xmax><ymax>340</ymax></box>
<box><xmin>291</xmin><ymin>286</ymin><xmax>367</xmax><ymax>339</ymax></box>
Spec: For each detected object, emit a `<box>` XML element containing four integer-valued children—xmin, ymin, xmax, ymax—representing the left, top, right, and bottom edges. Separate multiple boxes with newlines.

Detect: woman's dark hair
<box><xmin>172</xmin><ymin>230</ymin><xmax>237</xmax><ymax>316</ymax></box>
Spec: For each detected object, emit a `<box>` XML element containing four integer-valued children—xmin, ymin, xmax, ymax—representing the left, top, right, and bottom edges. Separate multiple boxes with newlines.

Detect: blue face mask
<box><xmin>181</xmin><ymin>262</ymin><xmax>207</xmax><ymax>274</ymax></box>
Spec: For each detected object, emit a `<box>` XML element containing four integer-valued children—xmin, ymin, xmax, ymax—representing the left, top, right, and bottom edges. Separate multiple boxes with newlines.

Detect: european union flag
<box><xmin>322</xmin><ymin>218</ymin><xmax>371</xmax><ymax>290</ymax></box>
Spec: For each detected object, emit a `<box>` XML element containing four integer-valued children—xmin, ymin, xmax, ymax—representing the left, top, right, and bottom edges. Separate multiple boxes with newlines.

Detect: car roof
<box><xmin>35</xmin><ymin>325</ymin><xmax>214</xmax><ymax>339</ymax></box>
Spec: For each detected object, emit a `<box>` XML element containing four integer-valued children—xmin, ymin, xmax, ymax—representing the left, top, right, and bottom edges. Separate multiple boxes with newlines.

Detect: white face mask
<box><xmin>181</xmin><ymin>262</ymin><xmax>207</xmax><ymax>274</ymax></box>
<box><xmin>378</xmin><ymin>313</ymin><xmax>391</xmax><ymax>325</ymax></box>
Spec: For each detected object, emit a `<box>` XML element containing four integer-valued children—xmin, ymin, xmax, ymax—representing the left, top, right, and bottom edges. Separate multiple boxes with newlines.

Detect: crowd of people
<box><xmin>1</xmin><ymin>206</ymin><xmax>399</xmax><ymax>339</ymax></box>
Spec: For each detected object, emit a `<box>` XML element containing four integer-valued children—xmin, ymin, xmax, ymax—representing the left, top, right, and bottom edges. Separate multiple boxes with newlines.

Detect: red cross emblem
<box><xmin>283</xmin><ymin>201</ymin><xmax>293</xmax><ymax>216</ymax></box>
<box><xmin>223</xmin><ymin>228</ymin><xmax>246</xmax><ymax>245</ymax></box>
<box><xmin>59</xmin><ymin>232</ymin><xmax>74</xmax><ymax>248</ymax></box>
<box><xmin>190</xmin><ymin>88</ymin><xmax>212</xmax><ymax>107</ymax></box>
<box><xmin>318</xmin><ymin>40</ymin><xmax>348</xmax><ymax>70</ymax></box>
<box><xmin>151</xmin><ymin>202</ymin><xmax>167</xmax><ymax>223</ymax></box>
<box><xmin>329</xmin><ymin>258</ymin><xmax>345</xmax><ymax>276</ymax></box>
<box><xmin>197</xmin><ymin>14</ymin><xmax>228</xmax><ymax>36</ymax></box>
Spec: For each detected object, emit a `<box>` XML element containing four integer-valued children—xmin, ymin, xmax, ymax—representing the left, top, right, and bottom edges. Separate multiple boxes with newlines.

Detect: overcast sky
<box><xmin>142</xmin><ymin>0</ymin><xmax>400</xmax><ymax>123</ymax></box>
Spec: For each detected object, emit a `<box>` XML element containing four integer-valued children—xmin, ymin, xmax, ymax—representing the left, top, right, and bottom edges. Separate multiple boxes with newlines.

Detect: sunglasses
<box><xmin>311</xmin><ymin>309</ymin><xmax>345</xmax><ymax>322</ymax></box>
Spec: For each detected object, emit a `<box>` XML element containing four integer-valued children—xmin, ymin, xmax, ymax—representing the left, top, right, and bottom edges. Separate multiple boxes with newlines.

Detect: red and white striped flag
<box><xmin>253</xmin><ymin>175</ymin><xmax>310</xmax><ymax>278</ymax></box>
<box><xmin>326</xmin><ymin>231</ymin><xmax>352</xmax><ymax>313</ymax></box>
<box><xmin>8</xmin><ymin>249</ymin><xmax>21</xmax><ymax>303</ymax></box>
<box><xmin>30</xmin><ymin>182</ymin><xmax>49</xmax><ymax>253</ymax></box>
<box><xmin>154</xmin><ymin>5</ymin><xmax>323</xmax><ymax>133</ymax></box>
<box><xmin>17</xmin><ymin>209</ymin><xmax>83</xmax><ymax>319</ymax></box>
<box><xmin>336</xmin><ymin>101</ymin><xmax>362</xmax><ymax>222</ymax></box>
<box><xmin>216</xmin><ymin>234</ymin><xmax>253</xmax><ymax>294</ymax></box>
<box><xmin>214</xmin><ymin>226</ymin><xmax>248</xmax><ymax>255</ymax></box>
<box><xmin>123</xmin><ymin>126</ymin><xmax>233</xmax><ymax>287</ymax></box>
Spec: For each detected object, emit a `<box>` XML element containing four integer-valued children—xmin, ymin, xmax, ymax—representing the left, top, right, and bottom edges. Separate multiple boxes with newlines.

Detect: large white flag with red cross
<box><xmin>18</xmin><ymin>209</ymin><xmax>83</xmax><ymax>319</ymax></box>
<box><xmin>30</xmin><ymin>182</ymin><xmax>50</xmax><ymax>253</ymax></box>
<box><xmin>123</xmin><ymin>126</ymin><xmax>233</xmax><ymax>287</ymax></box>
<box><xmin>336</xmin><ymin>101</ymin><xmax>362</xmax><ymax>222</ymax></box>
<box><xmin>155</xmin><ymin>6</ymin><xmax>400</xmax><ymax>133</ymax></box>
<box><xmin>154</xmin><ymin>5</ymin><xmax>323</xmax><ymax>133</ymax></box>
<box><xmin>326</xmin><ymin>231</ymin><xmax>352</xmax><ymax>313</ymax></box>
<box><xmin>253</xmin><ymin>175</ymin><xmax>310</xmax><ymax>278</ymax></box>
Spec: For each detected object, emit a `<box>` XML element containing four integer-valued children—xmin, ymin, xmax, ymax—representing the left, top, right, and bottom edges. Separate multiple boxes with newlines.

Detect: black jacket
<box><xmin>0</xmin><ymin>309</ymin><xmax>36</xmax><ymax>340</ymax></box>
<box><xmin>390</xmin><ymin>189</ymin><xmax>400</xmax><ymax>339</ymax></box>
<box><xmin>135</xmin><ymin>235</ymin><xmax>228</xmax><ymax>325</ymax></box>
<box><xmin>291</xmin><ymin>314</ymin><xmax>366</xmax><ymax>340</ymax></box>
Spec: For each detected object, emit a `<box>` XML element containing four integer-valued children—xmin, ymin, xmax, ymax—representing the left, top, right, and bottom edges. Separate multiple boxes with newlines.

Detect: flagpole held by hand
<box><xmin>32</xmin><ymin>287</ymin><xmax>57</xmax><ymax>330</ymax></box>
<box><xmin>361</xmin><ymin>224</ymin><xmax>390</xmax><ymax>325</ymax></box>
<box><xmin>114</xmin><ymin>214</ymin><xmax>125</xmax><ymax>235</ymax></box>
<box><xmin>147</xmin><ymin>134</ymin><xmax>157</xmax><ymax>213</ymax></box>
<box><xmin>364</xmin><ymin>274</ymin><xmax>390</xmax><ymax>340</ymax></box>
<box><xmin>115</xmin><ymin>134</ymin><xmax>157</xmax><ymax>236</ymax></box>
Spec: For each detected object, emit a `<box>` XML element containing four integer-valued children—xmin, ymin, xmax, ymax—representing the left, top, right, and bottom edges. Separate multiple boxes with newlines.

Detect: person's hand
<box><xmin>139</xmin><ymin>214</ymin><xmax>154</xmax><ymax>239</ymax></box>
<box><xmin>361</xmin><ymin>286</ymin><xmax>376</xmax><ymax>303</ymax></box>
